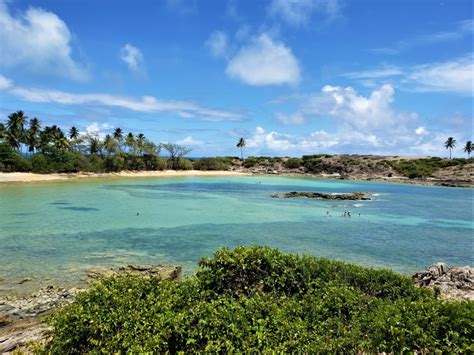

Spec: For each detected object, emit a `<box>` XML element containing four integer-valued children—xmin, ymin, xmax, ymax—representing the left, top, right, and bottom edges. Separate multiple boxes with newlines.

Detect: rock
<box><xmin>86</xmin><ymin>264</ymin><xmax>181</xmax><ymax>282</ymax></box>
<box><xmin>0</xmin><ymin>264</ymin><xmax>181</xmax><ymax>352</ymax></box>
<box><xmin>412</xmin><ymin>263</ymin><xmax>474</xmax><ymax>301</ymax></box>
<box><xmin>271</xmin><ymin>191</ymin><xmax>372</xmax><ymax>201</ymax></box>
<box><xmin>17</xmin><ymin>278</ymin><xmax>31</xmax><ymax>285</ymax></box>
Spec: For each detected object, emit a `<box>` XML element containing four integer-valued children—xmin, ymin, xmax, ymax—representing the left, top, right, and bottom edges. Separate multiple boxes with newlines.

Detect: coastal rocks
<box><xmin>86</xmin><ymin>264</ymin><xmax>182</xmax><ymax>282</ymax></box>
<box><xmin>0</xmin><ymin>286</ymin><xmax>80</xmax><ymax>353</ymax></box>
<box><xmin>271</xmin><ymin>191</ymin><xmax>372</xmax><ymax>201</ymax></box>
<box><xmin>0</xmin><ymin>264</ymin><xmax>182</xmax><ymax>353</ymax></box>
<box><xmin>412</xmin><ymin>263</ymin><xmax>474</xmax><ymax>301</ymax></box>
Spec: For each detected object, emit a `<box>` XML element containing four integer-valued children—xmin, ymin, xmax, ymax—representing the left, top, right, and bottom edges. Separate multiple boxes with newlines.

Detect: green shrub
<box><xmin>45</xmin><ymin>246</ymin><xmax>473</xmax><ymax>353</ymax></box>
<box><xmin>193</xmin><ymin>157</ymin><xmax>231</xmax><ymax>170</ymax></box>
<box><xmin>31</xmin><ymin>154</ymin><xmax>54</xmax><ymax>173</ymax></box>
<box><xmin>0</xmin><ymin>143</ymin><xmax>31</xmax><ymax>172</ymax></box>
<box><xmin>284</xmin><ymin>158</ymin><xmax>303</xmax><ymax>169</ymax></box>
<box><xmin>170</xmin><ymin>158</ymin><xmax>193</xmax><ymax>170</ymax></box>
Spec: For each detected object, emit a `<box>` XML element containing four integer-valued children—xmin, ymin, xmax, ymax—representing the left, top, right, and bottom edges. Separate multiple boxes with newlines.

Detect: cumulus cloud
<box><xmin>175</xmin><ymin>136</ymin><xmax>204</xmax><ymax>145</ymax></box>
<box><xmin>84</xmin><ymin>122</ymin><xmax>112</xmax><ymax>137</ymax></box>
<box><xmin>415</xmin><ymin>126</ymin><xmax>428</xmax><ymax>136</ymax></box>
<box><xmin>226</xmin><ymin>33</ymin><xmax>301</xmax><ymax>86</ymax></box>
<box><xmin>268</xmin><ymin>0</ymin><xmax>341</xmax><ymax>27</ymax></box>
<box><xmin>120</xmin><ymin>43</ymin><xmax>144</xmax><ymax>71</ymax></box>
<box><xmin>0</xmin><ymin>75</ymin><xmax>242</xmax><ymax>122</ymax></box>
<box><xmin>0</xmin><ymin>2</ymin><xmax>87</xmax><ymax>80</ymax></box>
<box><xmin>266</xmin><ymin>84</ymin><xmax>458</xmax><ymax>155</ymax></box>
<box><xmin>205</xmin><ymin>31</ymin><xmax>228</xmax><ymax>58</ymax></box>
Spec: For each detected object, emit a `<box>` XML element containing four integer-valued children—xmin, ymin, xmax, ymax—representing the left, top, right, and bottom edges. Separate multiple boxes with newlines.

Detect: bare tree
<box><xmin>160</xmin><ymin>143</ymin><xmax>191</xmax><ymax>169</ymax></box>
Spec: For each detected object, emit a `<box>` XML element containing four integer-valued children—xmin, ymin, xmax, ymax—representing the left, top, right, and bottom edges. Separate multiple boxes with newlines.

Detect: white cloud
<box><xmin>175</xmin><ymin>136</ymin><xmax>204</xmax><ymax>145</ymax></box>
<box><xmin>84</xmin><ymin>122</ymin><xmax>112</xmax><ymax>137</ymax></box>
<box><xmin>0</xmin><ymin>2</ymin><xmax>87</xmax><ymax>81</ymax></box>
<box><xmin>0</xmin><ymin>74</ymin><xmax>12</xmax><ymax>90</ymax></box>
<box><xmin>226</xmin><ymin>33</ymin><xmax>301</xmax><ymax>86</ymax></box>
<box><xmin>371</xmin><ymin>19</ymin><xmax>474</xmax><ymax>55</ymax></box>
<box><xmin>344</xmin><ymin>66</ymin><xmax>403</xmax><ymax>79</ymax></box>
<box><xmin>120</xmin><ymin>43</ymin><xmax>144</xmax><ymax>71</ymax></box>
<box><xmin>343</xmin><ymin>55</ymin><xmax>473</xmax><ymax>95</ymax></box>
<box><xmin>205</xmin><ymin>31</ymin><xmax>228</xmax><ymax>58</ymax></box>
<box><xmin>268</xmin><ymin>0</ymin><xmax>341</xmax><ymax>27</ymax></box>
<box><xmin>275</xmin><ymin>112</ymin><xmax>306</xmax><ymax>125</ymax></box>
<box><xmin>406</xmin><ymin>55</ymin><xmax>473</xmax><ymax>95</ymax></box>
<box><xmin>415</xmin><ymin>126</ymin><xmax>428</xmax><ymax>136</ymax></box>
<box><xmin>0</xmin><ymin>75</ymin><xmax>242</xmax><ymax>122</ymax></box>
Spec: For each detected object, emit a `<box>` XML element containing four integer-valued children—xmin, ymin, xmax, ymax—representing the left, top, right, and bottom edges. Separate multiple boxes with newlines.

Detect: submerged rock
<box><xmin>412</xmin><ymin>263</ymin><xmax>474</xmax><ymax>301</ymax></box>
<box><xmin>271</xmin><ymin>191</ymin><xmax>372</xmax><ymax>200</ymax></box>
<box><xmin>86</xmin><ymin>264</ymin><xmax>181</xmax><ymax>282</ymax></box>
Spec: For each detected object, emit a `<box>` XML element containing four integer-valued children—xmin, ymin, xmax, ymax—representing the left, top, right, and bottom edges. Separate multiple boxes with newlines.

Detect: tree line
<box><xmin>0</xmin><ymin>111</ymin><xmax>192</xmax><ymax>173</ymax></box>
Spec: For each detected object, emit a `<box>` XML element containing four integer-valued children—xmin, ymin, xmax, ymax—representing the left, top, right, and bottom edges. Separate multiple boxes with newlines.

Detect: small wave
<box><xmin>353</xmin><ymin>204</ymin><xmax>364</xmax><ymax>207</ymax></box>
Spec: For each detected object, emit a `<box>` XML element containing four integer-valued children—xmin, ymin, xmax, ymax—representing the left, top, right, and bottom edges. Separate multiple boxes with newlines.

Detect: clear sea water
<box><xmin>1</xmin><ymin>175</ymin><xmax>473</xmax><ymax>295</ymax></box>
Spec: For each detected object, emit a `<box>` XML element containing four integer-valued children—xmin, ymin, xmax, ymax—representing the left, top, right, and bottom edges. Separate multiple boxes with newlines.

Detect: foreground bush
<box><xmin>46</xmin><ymin>246</ymin><xmax>474</xmax><ymax>353</ymax></box>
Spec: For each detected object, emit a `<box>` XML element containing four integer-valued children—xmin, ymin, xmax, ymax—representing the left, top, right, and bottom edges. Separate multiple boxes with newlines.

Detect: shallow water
<box><xmin>1</xmin><ymin>175</ymin><xmax>473</xmax><ymax>295</ymax></box>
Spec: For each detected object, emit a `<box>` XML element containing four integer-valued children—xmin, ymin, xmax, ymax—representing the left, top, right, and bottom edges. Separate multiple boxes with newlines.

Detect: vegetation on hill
<box><xmin>44</xmin><ymin>246</ymin><xmax>473</xmax><ymax>353</ymax></box>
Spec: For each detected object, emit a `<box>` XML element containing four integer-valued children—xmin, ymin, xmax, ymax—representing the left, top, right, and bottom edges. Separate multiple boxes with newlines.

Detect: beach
<box><xmin>0</xmin><ymin>170</ymin><xmax>249</xmax><ymax>184</ymax></box>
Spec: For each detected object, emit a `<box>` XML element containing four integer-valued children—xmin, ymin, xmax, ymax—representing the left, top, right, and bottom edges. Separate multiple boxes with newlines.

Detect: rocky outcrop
<box><xmin>86</xmin><ymin>264</ymin><xmax>181</xmax><ymax>282</ymax></box>
<box><xmin>271</xmin><ymin>191</ymin><xmax>372</xmax><ymax>200</ymax></box>
<box><xmin>0</xmin><ymin>264</ymin><xmax>181</xmax><ymax>353</ymax></box>
<box><xmin>0</xmin><ymin>286</ymin><xmax>80</xmax><ymax>353</ymax></box>
<box><xmin>412</xmin><ymin>262</ymin><xmax>474</xmax><ymax>301</ymax></box>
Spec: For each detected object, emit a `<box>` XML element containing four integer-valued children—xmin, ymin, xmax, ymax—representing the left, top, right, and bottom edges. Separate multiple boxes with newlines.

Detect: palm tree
<box><xmin>236</xmin><ymin>137</ymin><xmax>246</xmax><ymax>160</ymax></box>
<box><xmin>0</xmin><ymin>123</ymin><xmax>5</xmax><ymax>141</ymax></box>
<box><xmin>69</xmin><ymin>126</ymin><xmax>79</xmax><ymax>140</ymax></box>
<box><xmin>26</xmin><ymin>117</ymin><xmax>41</xmax><ymax>153</ymax></box>
<box><xmin>103</xmin><ymin>134</ymin><xmax>118</xmax><ymax>155</ymax></box>
<box><xmin>444</xmin><ymin>137</ymin><xmax>456</xmax><ymax>159</ymax></box>
<box><xmin>69</xmin><ymin>126</ymin><xmax>80</xmax><ymax>152</ymax></box>
<box><xmin>88</xmin><ymin>136</ymin><xmax>103</xmax><ymax>156</ymax></box>
<box><xmin>125</xmin><ymin>132</ymin><xmax>136</xmax><ymax>155</ymax></box>
<box><xmin>113</xmin><ymin>128</ymin><xmax>123</xmax><ymax>141</ymax></box>
<box><xmin>113</xmin><ymin>128</ymin><xmax>124</xmax><ymax>152</ymax></box>
<box><xmin>137</xmin><ymin>133</ymin><xmax>145</xmax><ymax>156</ymax></box>
<box><xmin>6</xmin><ymin>111</ymin><xmax>27</xmax><ymax>152</ymax></box>
<box><xmin>464</xmin><ymin>141</ymin><xmax>472</xmax><ymax>158</ymax></box>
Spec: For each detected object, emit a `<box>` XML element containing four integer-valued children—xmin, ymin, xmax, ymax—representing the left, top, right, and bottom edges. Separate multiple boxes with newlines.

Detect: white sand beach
<box><xmin>0</xmin><ymin>170</ymin><xmax>249</xmax><ymax>184</ymax></box>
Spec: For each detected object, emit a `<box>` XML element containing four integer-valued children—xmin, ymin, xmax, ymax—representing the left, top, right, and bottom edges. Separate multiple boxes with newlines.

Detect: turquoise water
<box><xmin>1</xmin><ymin>175</ymin><xmax>473</xmax><ymax>295</ymax></box>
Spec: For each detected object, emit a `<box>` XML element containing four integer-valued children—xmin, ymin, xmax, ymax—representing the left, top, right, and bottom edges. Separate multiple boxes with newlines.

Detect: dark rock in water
<box><xmin>86</xmin><ymin>264</ymin><xmax>181</xmax><ymax>282</ymax></box>
<box><xmin>271</xmin><ymin>191</ymin><xmax>372</xmax><ymax>201</ymax></box>
<box><xmin>412</xmin><ymin>263</ymin><xmax>474</xmax><ymax>301</ymax></box>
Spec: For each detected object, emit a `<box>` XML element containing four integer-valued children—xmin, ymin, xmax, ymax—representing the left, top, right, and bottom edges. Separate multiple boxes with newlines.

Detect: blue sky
<box><xmin>0</xmin><ymin>0</ymin><xmax>472</xmax><ymax>157</ymax></box>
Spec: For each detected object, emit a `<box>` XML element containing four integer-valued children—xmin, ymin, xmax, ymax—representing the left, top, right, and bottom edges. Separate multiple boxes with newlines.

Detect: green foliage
<box><xmin>0</xmin><ymin>142</ymin><xmax>31</xmax><ymax>172</ymax></box>
<box><xmin>284</xmin><ymin>157</ymin><xmax>303</xmax><ymax>169</ymax></box>
<box><xmin>243</xmin><ymin>156</ymin><xmax>282</xmax><ymax>168</ymax></box>
<box><xmin>193</xmin><ymin>157</ymin><xmax>231</xmax><ymax>170</ymax></box>
<box><xmin>303</xmin><ymin>158</ymin><xmax>346</xmax><ymax>174</ymax></box>
<box><xmin>46</xmin><ymin>246</ymin><xmax>474</xmax><ymax>353</ymax></box>
<box><xmin>169</xmin><ymin>158</ymin><xmax>193</xmax><ymax>170</ymax></box>
<box><xmin>388</xmin><ymin>157</ymin><xmax>470</xmax><ymax>179</ymax></box>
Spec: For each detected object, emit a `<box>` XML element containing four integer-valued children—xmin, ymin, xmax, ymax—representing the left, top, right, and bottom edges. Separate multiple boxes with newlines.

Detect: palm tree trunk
<box><xmin>240</xmin><ymin>146</ymin><xmax>243</xmax><ymax>160</ymax></box>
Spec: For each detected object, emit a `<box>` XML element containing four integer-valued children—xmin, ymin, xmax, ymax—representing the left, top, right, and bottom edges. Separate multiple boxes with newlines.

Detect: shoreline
<box><xmin>0</xmin><ymin>170</ymin><xmax>472</xmax><ymax>188</ymax></box>
<box><xmin>0</xmin><ymin>170</ymin><xmax>249</xmax><ymax>184</ymax></box>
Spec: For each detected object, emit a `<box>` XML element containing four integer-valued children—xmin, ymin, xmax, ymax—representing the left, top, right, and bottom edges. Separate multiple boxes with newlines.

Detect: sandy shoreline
<box><xmin>0</xmin><ymin>170</ymin><xmax>249</xmax><ymax>184</ymax></box>
<box><xmin>0</xmin><ymin>170</ymin><xmax>471</xmax><ymax>187</ymax></box>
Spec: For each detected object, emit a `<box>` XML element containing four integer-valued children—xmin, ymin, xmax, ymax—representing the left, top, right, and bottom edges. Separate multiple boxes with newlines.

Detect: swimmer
<box><xmin>136</xmin><ymin>212</ymin><xmax>140</xmax><ymax>216</ymax></box>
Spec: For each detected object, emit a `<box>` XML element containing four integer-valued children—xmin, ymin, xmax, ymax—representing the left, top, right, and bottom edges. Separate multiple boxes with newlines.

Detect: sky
<box><xmin>0</xmin><ymin>0</ymin><xmax>472</xmax><ymax>157</ymax></box>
